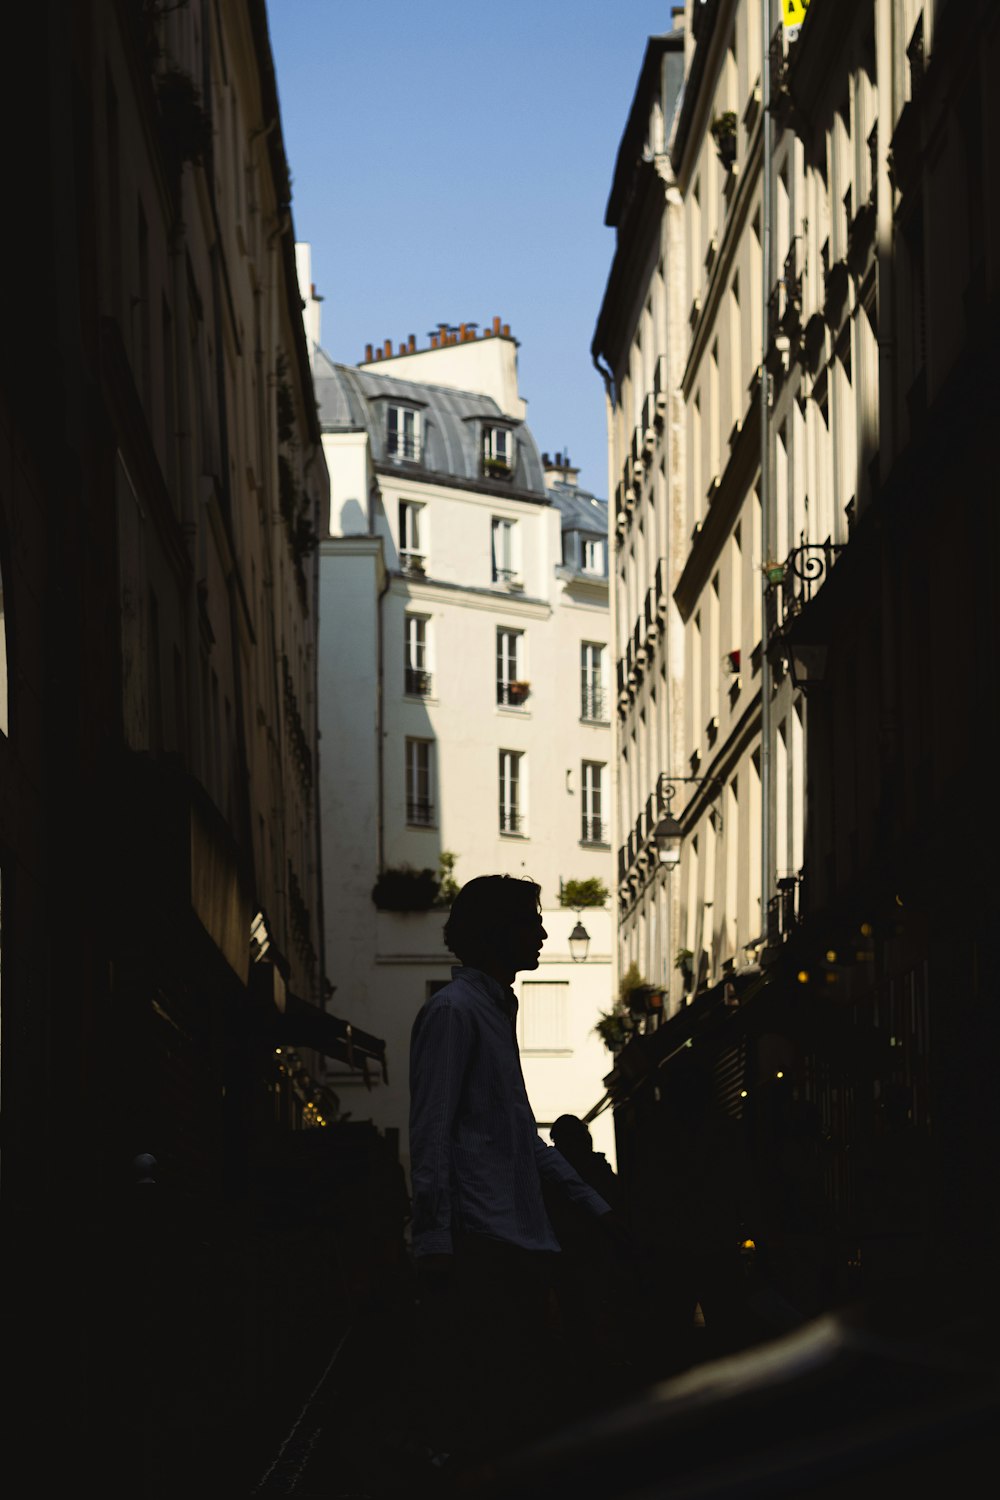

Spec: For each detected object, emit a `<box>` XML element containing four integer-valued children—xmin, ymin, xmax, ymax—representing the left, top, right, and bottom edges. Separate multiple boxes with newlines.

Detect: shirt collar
<box><xmin>452</xmin><ymin>965</ymin><xmax>518</xmax><ymax>1016</ymax></box>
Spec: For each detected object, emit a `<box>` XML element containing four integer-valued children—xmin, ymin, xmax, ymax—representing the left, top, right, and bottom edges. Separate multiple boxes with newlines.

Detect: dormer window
<box><xmin>388</xmin><ymin>404</ymin><xmax>421</xmax><ymax>462</ymax></box>
<box><xmin>483</xmin><ymin>425</ymin><xmax>514</xmax><ymax>479</ymax></box>
<box><xmin>582</xmin><ymin>537</ymin><xmax>606</xmax><ymax>575</ymax></box>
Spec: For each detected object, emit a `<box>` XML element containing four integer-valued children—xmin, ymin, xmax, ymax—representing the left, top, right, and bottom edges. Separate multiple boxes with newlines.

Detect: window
<box><xmin>404</xmin><ymin>614</ymin><xmax>431</xmax><ymax>695</ymax></box>
<box><xmin>582</xmin><ymin>537</ymin><xmax>605</xmax><ymax>575</ymax></box>
<box><xmin>581</xmin><ymin>761</ymin><xmax>607</xmax><ymax>844</ymax></box>
<box><xmin>405</xmin><ymin>737</ymin><xmax>434</xmax><ymax>825</ymax></box>
<box><xmin>496</xmin><ymin>628</ymin><xmax>526</xmax><ymax>706</ymax></box>
<box><xmin>399</xmin><ymin>500</ymin><xmax>425</xmax><ymax>573</ymax></box>
<box><xmin>499</xmin><ymin>749</ymin><xmax>524</xmax><ymax>834</ymax></box>
<box><xmin>483</xmin><ymin>425</ymin><xmax>514</xmax><ymax>477</ymax></box>
<box><xmin>491</xmin><ymin>517</ymin><xmax>520</xmax><ymax>585</ymax></box>
<box><xmin>387</xmin><ymin>403</ymin><xmax>420</xmax><ymax>462</ymax></box>
<box><xmin>580</xmin><ymin>642</ymin><xmax>606</xmax><ymax>721</ymax></box>
<box><xmin>519</xmin><ymin>981</ymin><xmax>570</xmax><ymax>1053</ymax></box>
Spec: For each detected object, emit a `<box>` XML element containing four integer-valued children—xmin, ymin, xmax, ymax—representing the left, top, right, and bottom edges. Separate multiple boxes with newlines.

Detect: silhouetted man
<box><xmin>408</xmin><ymin>874</ymin><xmax>616</xmax><ymax>1472</ymax></box>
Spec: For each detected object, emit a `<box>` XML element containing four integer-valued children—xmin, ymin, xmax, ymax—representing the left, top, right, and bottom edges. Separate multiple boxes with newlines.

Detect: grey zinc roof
<box><xmin>548</xmin><ymin>481</ymin><xmax>609</xmax><ymax>536</ymax></box>
<box><xmin>313</xmin><ymin>350</ymin><xmax>548</xmax><ymax>498</ymax></box>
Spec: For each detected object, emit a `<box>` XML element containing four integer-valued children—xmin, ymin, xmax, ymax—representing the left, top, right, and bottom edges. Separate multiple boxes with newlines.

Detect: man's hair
<box><xmin>443</xmin><ymin>874</ymin><xmax>541</xmax><ymax>966</ymax></box>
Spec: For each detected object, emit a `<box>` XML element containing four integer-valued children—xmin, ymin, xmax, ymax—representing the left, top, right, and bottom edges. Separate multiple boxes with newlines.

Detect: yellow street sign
<box><xmin>782</xmin><ymin>0</ymin><xmax>810</xmax><ymax>29</ymax></box>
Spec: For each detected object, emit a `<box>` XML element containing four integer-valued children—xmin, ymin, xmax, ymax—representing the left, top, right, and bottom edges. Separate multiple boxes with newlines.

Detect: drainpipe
<box><xmin>374</xmin><ymin>490</ymin><xmax>390</xmax><ymax>873</ymax></box>
<box><xmin>593</xmin><ymin>350</ymin><xmax>622</xmax><ymax>1001</ymax></box>
<box><xmin>760</xmin><ymin>0</ymin><xmax>774</xmax><ymax>944</ymax></box>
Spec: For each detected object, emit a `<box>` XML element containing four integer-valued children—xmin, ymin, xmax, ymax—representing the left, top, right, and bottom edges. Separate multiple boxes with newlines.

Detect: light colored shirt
<box><xmin>409</xmin><ymin>965</ymin><xmax>611</xmax><ymax>1258</ymax></box>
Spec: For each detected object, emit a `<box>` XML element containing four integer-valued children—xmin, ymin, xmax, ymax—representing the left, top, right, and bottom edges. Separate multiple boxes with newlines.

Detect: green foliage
<box><xmin>594</xmin><ymin>1009</ymin><xmax>632</xmax><ymax>1051</ymax></box>
<box><xmin>434</xmin><ymin>851</ymin><xmax>460</xmax><ymax>907</ymax></box>
<box><xmin>371</xmin><ymin>865</ymin><xmax>439</xmax><ymax>913</ymax></box>
<box><xmin>711</xmin><ymin>109</ymin><xmax>737</xmax><ymax>143</ymax></box>
<box><xmin>559</xmin><ymin>877</ymin><xmax>609</xmax><ymax>909</ymax></box>
<box><xmin>674</xmin><ymin>948</ymin><xmax>694</xmax><ymax>971</ymax></box>
<box><xmin>373</xmin><ymin>852</ymin><xmax>460</xmax><ymax>913</ymax></box>
<box><xmin>618</xmin><ymin>961</ymin><xmax>647</xmax><ymax>1004</ymax></box>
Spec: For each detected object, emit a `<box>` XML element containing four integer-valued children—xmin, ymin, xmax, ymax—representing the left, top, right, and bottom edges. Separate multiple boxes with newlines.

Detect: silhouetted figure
<box><xmin>408</xmin><ymin>875</ymin><xmax>620</xmax><ymax>1477</ymax></box>
<box><xmin>544</xmin><ymin>1115</ymin><xmax>637</xmax><ymax>1404</ymax></box>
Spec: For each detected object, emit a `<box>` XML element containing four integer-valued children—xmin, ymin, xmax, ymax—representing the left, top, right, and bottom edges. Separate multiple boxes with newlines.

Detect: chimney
<box><xmin>492</xmin><ymin>315</ymin><xmax>501</xmax><ymax>334</ymax></box>
<box><xmin>408</xmin><ymin>334</ymin><xmax>416</xmax><ymax>352</ymax></box>
<box><xmin>365</xmin><ymin>343</ymin><xmax>373</xmax><ymax>362</ymax></box>
<box><xmin>384</xmin><ymin>339</ymin><xmax>392</xmax><ymax>358</ymax></box>
<box><xmin>431</xmin><ymin>334</ymin><xmax>439</xmax><ymax>348</ymax></box>
<box><xmin>501</xmin><ymin>323</ymin><xmax>510</xmax><ymax>337</ymax></box>
<box><xmin>542</xmin><ymin>449</ymin><xmax>580</xmax><ymax>489</ymax></box>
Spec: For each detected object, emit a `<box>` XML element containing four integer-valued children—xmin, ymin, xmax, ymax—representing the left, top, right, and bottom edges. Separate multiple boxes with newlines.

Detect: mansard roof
<box><xmin>313</xmin><ymin>347</ymin><xmax>548</xmax><ymax>500</ymax></box>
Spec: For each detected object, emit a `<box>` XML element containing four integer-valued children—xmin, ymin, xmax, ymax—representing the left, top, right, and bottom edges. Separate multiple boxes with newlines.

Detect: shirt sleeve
<box><xmin>534</xmin><ymin>1136</ymin><xmax>612</xmax><ymax>1217</ymax></box>
<box><xmin>408</xmin><ymin>998</ymin><xmax>473</xmax><ymax>1259</ymax></box>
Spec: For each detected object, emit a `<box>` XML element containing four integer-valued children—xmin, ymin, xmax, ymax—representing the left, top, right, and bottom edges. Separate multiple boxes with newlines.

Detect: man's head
<box><xmin>551</xmin><ymin>1114</ymin><xmax>593</xmax><ymax>1159</ymax></box>
<box><xmin>443</xmin><ymin>874</ymin><xmax>545</xmax><ymax>980</ymax></box>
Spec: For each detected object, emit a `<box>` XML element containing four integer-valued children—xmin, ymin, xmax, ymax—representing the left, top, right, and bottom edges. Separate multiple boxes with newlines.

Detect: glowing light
<box><xmin>797</xmin><ymin>969</ymin><xmax>809</xmax><ymax>984</ymax></box>
<box><xmin>860</xmin><ymin>922</ymin><xmax>873</xmax><ymax>937</ymax></box>
<box><xmin>895</xmin><ymin>894</ymin><xmax>905</xmax><ymax>907</ymax></box>
<box><xmin>775</xmin><ymin>1070</ymin><xmax>784</xmax><ymax>1079</ymax></box>
<box><xmin>739</xmin><ymin>1088</ymin><xmax>748</xmax><ymax>1098</ymax></box>
<box><xmin>741</xmin><ymin>1238</ymin><xmax>756</xmax><ymax>1251</ymax></box>
<box><xmin>825</xmin><ymin>950</ymin><xmax>837</xmax><ymax>963</ymax></box>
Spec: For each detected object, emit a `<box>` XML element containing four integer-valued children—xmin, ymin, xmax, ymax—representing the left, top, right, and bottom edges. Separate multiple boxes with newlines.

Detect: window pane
<box><xmin>406</xmin><ymin>738</ymin><xmax>434</xmax><ymax>824</ymax></box>
<box><xmin>519</xmin><ymin>981</ymin><xmax>570</xmax><ymax>1052</ymax></box>
<box><xmin>499</xmin><ymin>749</ymin><xmax>522</xmax><ymax>832</ymax></box>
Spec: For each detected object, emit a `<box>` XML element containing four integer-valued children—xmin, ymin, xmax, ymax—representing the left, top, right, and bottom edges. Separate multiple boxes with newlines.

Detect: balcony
<box><xmin>581</xmin><ymin>686</ymin><xmax>608</xmax><ymax>722</ymax></box>
<box><xmin>581</xmin><ymin>817</ymin><xmax>609</xmax><ymax>846</ymax></box>
<box><xmin>497</xmin><ymin>679</ymin><xmax>530</xmax><ymax>707</ymax></box>
<box><xmin>492</xmin><ymin>566</ymin><xmax>523</xmax><ymax>590</ymax></box>
<box><xmin>400</xmin><ymin>549</ymin><xmax>426</xmax><ymax>577</ymax></box>
<box><xmin>406</xmin><ymin>798</ymin><xmax>434</xmax><ymax>827</ymax></box>
<box><xmin>404</xmin><ymin>667</ymin><xmax>432</xmax><ymax>696</ymax></box>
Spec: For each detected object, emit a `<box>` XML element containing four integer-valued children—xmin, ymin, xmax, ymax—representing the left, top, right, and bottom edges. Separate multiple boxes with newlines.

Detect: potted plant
<box><xmin>764</xmin><ymin>559</ymin><xmax>786</xmax><ymax>585</ymax></box>
<box><xmin>508</xmin><ymin>680</ymin><xmax>530</xmax><ymax>703</ymax></box>
<box><xmin>371</xmin><ymin>865</ymin><xmax>439</xmax><ymax>912</ymax></box>
<box><xmin>558</xmin><ymin>877</ymin><xmax>609</xmax><ymax>909</ymax></box>
<box><xmin>484</xmin><ymin>456</ymin><xmax>513</xmax><ymax>478</ymax></box>
<box><xmin>675</xmin><ymin>947</ymin><xmax>695</xmax><ymax>990</ymax></box>
<box><xmin>594</xmin><ymin>1008</ymin><xmax>632</xmax><ymax>1052</ymax></box>
<box><xmin>710</xmin><ymin>110</ymin><xmax>738</xmax><ymax>170</ymax></box>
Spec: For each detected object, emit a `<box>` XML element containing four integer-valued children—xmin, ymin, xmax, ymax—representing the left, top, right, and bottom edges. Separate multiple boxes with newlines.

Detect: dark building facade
<box><xmin>0</xmin><ymin>4</ymin><xmax>395</xmax><ymax>1495</ymax></box>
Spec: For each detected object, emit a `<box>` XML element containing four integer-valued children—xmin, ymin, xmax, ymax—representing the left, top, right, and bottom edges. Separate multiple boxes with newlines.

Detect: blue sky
<box><xmin>265</xmin><ymin>0</ymin><xmax>678</xmax><ymax>497</ymax></box>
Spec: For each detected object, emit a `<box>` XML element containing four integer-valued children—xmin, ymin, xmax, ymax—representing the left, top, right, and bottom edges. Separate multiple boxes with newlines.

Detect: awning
<box><xmin>272</xmin><ymin>988</ymin><xmax>388</xmax><ymax>1084</ymax></box>
<box><xmin>583</xmin><ymin>964</ymin><xmax>767</xmax><ymax>1120</ymax></box>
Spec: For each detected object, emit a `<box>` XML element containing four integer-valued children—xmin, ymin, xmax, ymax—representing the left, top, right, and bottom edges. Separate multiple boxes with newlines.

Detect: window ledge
<box><xmin>499</xmin><ymin>830</ymin><xmax>529</xmax><ymax>839</ymax></box>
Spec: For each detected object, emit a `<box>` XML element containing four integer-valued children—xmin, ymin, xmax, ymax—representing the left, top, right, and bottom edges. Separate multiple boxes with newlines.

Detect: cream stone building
<box><xmin>592</xmin><ymin>25</ymin><xmax>689</xmax><ymax>1021</ymax></box>
<box><xmin>596</xmin><ymin>0</ymin><xmax>999</xmax><ymax>1307</ymax></box>
<box><xmin>301</xmin><ymin>262</ymin><xmax>617</xmax><ymax>1176</ymax></box>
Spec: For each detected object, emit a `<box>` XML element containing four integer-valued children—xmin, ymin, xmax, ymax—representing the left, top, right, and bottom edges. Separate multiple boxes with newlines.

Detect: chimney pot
<box><xmin>502</xmin><ymin>324</ymin><xmax>510</xmax><ymax>337</ymax></box>
<box><xmin>409</xmin><ymin>334</ymin><xmax>416</xmax><ymax>352</ymax></box>
<box><xmin>493</xmin><ymin>316</ymin><xmax>501</xmax><ymax>334</ymax></box>
<box><xmin>384</xmin><ymin>339</ymin><xmax>392</xmax><ymax>358</ymax></box>
<box><xmin>365</xmin><ymin>343</ymin><xmax>373</xmax><ymax>362</ymax></box>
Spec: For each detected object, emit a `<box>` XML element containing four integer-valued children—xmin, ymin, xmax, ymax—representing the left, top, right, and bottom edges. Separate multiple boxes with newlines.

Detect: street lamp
<box><xmin>786</xmin><ymin>641</ymin><xmax>829</xmax><ymax>692</ymax></box>
<box><xmin>653</xmin><ymin>810</ymin><xmax>683</xmax><ymax>866</ymax></box>
<box><xmin>654</xmin><ymin>775</ymin><xmax>722</xmax><ymax>867</ymax></box>
<box><xmin>568</xmin><ymin>920</ymin><xmax>591</xmax><ymax>963</ymax></box>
